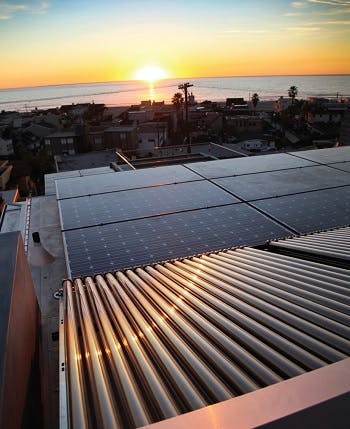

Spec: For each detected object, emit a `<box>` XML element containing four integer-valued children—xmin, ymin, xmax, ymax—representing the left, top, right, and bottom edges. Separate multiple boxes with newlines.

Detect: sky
<box><xmin>0</xmin><ymin>0</ymin><xmax>350</xmax><ymax>89</ymax></box>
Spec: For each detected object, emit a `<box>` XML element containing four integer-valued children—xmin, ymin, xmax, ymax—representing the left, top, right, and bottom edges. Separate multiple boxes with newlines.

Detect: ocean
<box><xmin>1</xmin><ymin>75</ymin><xmax>350</xmax><ymax>112</ymax></box>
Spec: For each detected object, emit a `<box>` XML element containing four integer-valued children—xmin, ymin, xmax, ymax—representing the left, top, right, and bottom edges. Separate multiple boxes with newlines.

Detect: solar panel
<box><xmin>63</xmin><ymin>203</ymin><xmax>291</xmax><ymax>278</ymax></box>
<box><xmin>213</xmin><ymin>166</ymin><xmax>350</xmax><ymax>201</ymax></box>
<box><xmin>252</xmin><ymin>186</ymin><xmax>350</xmax><ymax>234</ymax></box>
<box><xmin>45</xmin><ymin>171</ymin><xmax>81</xmax><ymax>196</ymax></box>
<box><xmin>58</xmin><ymin>180</ymin><xmax>239</xmax><ymax>230</ymax></box>
<box><xmin>185</xmin><ymin>153</ymin><xmax>316</xmax><ymax>179</ymax></box>
<box><xmin>329</xmin><ymin>162</ymin><xmax>350</xmax><ymax>173</ymax></box>
<box><xmin>289</xmin><ymin>147</ymin><xmax>350</xmax><ymax>164</ymax></box>
<box><xmin>56</xmin><ymin>165</ymin><xmax>203</xmax><ymax>199</ymax></box>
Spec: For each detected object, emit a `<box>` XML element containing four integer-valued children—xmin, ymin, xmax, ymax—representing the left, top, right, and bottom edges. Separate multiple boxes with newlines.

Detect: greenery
<box><xmin>172</xmin><ymin>92</ymin><xmax>184</xmax><ymax>110</ymax></box>
<box><xmin>251</xmin><ymin>93</ymin><xmax>259</xmax><ymax>113</ymax></box>
<box><xmin>288</xmin><ymin>85</ymin><xmax>298</xmax><ymax>104</ymax></box>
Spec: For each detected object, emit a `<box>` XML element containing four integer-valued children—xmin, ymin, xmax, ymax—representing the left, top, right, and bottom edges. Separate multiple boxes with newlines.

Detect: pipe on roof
<box><xmin>61</xmin><ymin>247</ymin><xmax>350</xmax><ymax>429</ymax></box>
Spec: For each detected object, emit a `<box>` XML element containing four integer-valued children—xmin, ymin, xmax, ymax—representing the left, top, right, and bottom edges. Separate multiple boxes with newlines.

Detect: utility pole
<box><xmin>178</xmin><ymin>82</ymin><xmax>193</xmax><ymax>153</ymax></box>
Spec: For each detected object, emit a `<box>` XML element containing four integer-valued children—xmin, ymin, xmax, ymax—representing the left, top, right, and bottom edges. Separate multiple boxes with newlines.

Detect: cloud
<box><xmin>308</xmin><ymin>0</ymin><xmax>350</xmax><ymax>5</ymax></box>
<box><xmin>308</xmin><ymin>18</ymin><xmax>350</xmax><ymax>23</ymax></box>
<box><xmin>223</xmin><ymin>29</ymin><xmax>269</xmax><ymax>34</ymax></box>
<box><xmin>0</xmin><ymin>1</ymin><xmax>49</xmax><ymax>20</ymax></box>
<box><xmin>318</xmin><ymin>6</ymin><xmax>350</xmax><ymax>13</ymax></box>
<box><xmin>292</xmin><ymin>1</ymin><xmax>307</xmax><ymax>7</ymax></box>
<box><xmin>286</xmin><ymin>26</ymin><xmax>321</xmax><ymax>31</ymax></box>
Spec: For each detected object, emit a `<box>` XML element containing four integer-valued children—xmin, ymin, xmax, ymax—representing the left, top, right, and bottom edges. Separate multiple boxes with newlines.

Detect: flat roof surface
<box><xmin>56</xmin><ymin>150</ymin><xmax>117</xmax><ymax>172</ymax></box>
<box><xmin>27</xmin><ymin>196</ymin><xmax>67</xmax><ymax>429</ymax></box>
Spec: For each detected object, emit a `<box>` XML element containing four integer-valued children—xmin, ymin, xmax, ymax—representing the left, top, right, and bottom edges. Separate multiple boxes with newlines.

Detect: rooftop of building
<box><xmin>1</xmin><ymin>145</ymin><xmax>350</xmax><ymax>429</ymax></box>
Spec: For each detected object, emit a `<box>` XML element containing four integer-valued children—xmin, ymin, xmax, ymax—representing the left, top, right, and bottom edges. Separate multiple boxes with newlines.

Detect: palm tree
<box><xmin>288</xmin><ymin>85</ymin><xmax>298</xmax><ymax>105</ymax></box>
<box><xmin>172</xmin><ymin>92</ymin><xmax>184</xmax><ymax>111</ymax></box>
<box><xmin>251</xmin><ymin>93</ymin><xmax>259</xmax><ymax>114</ymax></box>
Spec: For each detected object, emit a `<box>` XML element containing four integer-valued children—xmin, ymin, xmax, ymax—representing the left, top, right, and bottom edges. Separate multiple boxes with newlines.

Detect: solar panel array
<box><xmin>288</xmin><ymin>146</ymin><xmax>350</xmax><ymax>165</ymax></box>
<box><xmin>59</xmin><ymin>181</ymin><xmax>239</xmax><ymax>230</ymax></box>
<box><xmin>64</xmin><ymin>204</ymin><xmax>290</xmax><ymax>277</ymax></box>
<box><xmin>253</xmin><ymin>186</ymin><xmax>350</xmax><ymax>234</ymax></box>
<box><xmin>55</xmin><ymin>148</ymin><xmax>350</xmax><ymax>278</ymax></box>
<box><xmin>56</xmin><ymin>164</ymin><xmax>202</xmax><ymax>199</ymax></box>
<box><xmin>212</xmin><ymin>165</ymin><xmax>350</xmax><ymax>201</ymax></box>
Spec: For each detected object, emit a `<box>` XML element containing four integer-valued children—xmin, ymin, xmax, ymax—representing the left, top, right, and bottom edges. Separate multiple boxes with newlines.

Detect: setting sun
<box><xmin>134</xmin><ymin>66</ymin><xmax>167</xmax><ymax>83</ymax></box>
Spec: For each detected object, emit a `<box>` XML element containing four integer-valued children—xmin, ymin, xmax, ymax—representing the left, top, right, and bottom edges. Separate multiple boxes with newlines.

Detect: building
<box><xmin>226</xmin><ymin>115</ymin><xmax>264</xmax><ymax>134</ymax></box>
<box><xmin>226</xmin><ymin>97</ymin><xmax>248</xmax><ymax>109</ymax></box>
<box><xmin>338</xmin><ymin>110</ymin><xmax>350</xmax><ymax>146</ymax></box>
<box><xmin>45</xmin><ymin>131</ymin><xmax>79</xmax><ymax>156</ymax></box>
<box><xmin>0</xmin><ymin>136</ymin><xmax>14</xmax><ymax>156</ymax></box>
<box><xmin>1</xmin><ymin>146</ymin><xmax>350</xmax><ymax>429</ymax></box>
<box><xmin>137</xmin><ymin>122</ymin><xmax>168</xmax><ymax>156</ymax></box>
<box><xmin>104</xmin><ymin>126</ymin><xmax>138</xmax><ymax>152</ymax></box>
<box><xmin>274</xmin><ymin>96</ymin><xmax>294</xmax><ymax>113</ymax></box>
<box><xmin>240</xmin><ymin>139</ymin><xmax>275</xmax><ymax>152</ymax></box>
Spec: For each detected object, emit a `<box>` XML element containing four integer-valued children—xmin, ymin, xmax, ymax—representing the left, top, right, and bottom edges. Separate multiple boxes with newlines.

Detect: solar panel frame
<box><xmin>56</xmin><ymin>164</ymin><xmax>204</xmax><ymax>199</ymax></box>
<box><xmin>63</xmin><ymin>203</ymin><xmax>292</xmax><ymax>278</ymax></box>
<box><xmin>288</xmin><ymin>147</ymin><xmax>350</xmax><ymax>165</ymax></box>
<box><xmin>58</xmin><ymin>180</ymin><xmax>240</xmax><ymax>230</ymax></box>
<box><xmin>328</xmin><ymin>162</ymin><xmax>350</xmax><ymax>173</ymax></box>
<box><xmin>184</xmin><ymin>153</ymin><xmax>317</xmax><ymax>179</ymax></box>
<box><xmin>252</xmin><ymin>186</ymin><xmax>350</xmax><ymax>234</ymax></box>
<box><xmin>212</xmin><ymin>165</ymin><xmax>350</xmax><ymax>201</ymax></box>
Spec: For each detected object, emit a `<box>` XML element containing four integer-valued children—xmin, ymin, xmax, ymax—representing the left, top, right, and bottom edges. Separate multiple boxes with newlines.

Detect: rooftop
<box><xmin>2</xmin><ymin>145</ymin><xmax>350</xmax><ymax>429</ymax></box>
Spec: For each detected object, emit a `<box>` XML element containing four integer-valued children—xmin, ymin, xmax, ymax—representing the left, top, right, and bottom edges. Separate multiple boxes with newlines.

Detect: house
<box><xmin>226</xmin><ymin>97</ymin><xmax>248</xmax><ymax>109</ymax></box>
<box><xmin>307</xmin><ymin>109</ymin><xmax>344</xmax><ymax>125</ymax></box>
<box><xmin>338</xmin><ymin>110</ymin><xmax>350</xmax><ymax>146</ymax></box>
<box><xmin>137</xmin><ymin>122</ymin><xmax>168</xmax><ymax>156</ymax></box>
<box><xmin>45</xmin><ymin>131</ymin><xmax>79</xmax><ymax>156</ymax></box>
<box><xmin>226</xmin><ymin>115</ymin><xmax>264</xmax><ymax>134</ymax></box>
<box><xmin>240</xmin><ymin>139</ymin><xmax>275</xmax><ymax>152</ymax></box>
<box><xmin>104</xmin><ymin>126</ymin><xmax>138</xmax><ymax>153</ymax></box>
<box><xmin>20</xmin><ymin>123</ymin><xmax>54</xmax><ymax>151</ymax></box>
<box><xmin>274</xmin><ymin>96</ymin><xmax>294</xmax><ymax>112</ymax></box>
<box><xmin>128</xmin><ymin>109</ymin><xmax>155</xmax><ymax>123</ymax></box>
<box><xmin>0</xmin><ymin>136</ymin><xmax>14</xmax><ymax>156</ymax></box>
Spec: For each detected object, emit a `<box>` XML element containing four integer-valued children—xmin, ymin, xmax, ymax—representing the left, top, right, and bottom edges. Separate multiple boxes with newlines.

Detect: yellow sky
<box><xmin>0</xmin><ymin>0</ymin><xmax>349</xmax><ymax>89</ymax></box>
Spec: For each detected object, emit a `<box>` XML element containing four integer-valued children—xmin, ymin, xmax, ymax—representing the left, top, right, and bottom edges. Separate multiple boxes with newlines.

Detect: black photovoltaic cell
<box><xmin>56</xmin><ymin>164</ymin><xmax>203</xmax><ymax>199</ymax></box>
<box><xmin>213</xmin><ymin>165</ymin><xmax>350</xmax><ymax>201</ymax></box>
<box><xmin>64</xmin><ymin>203</ymin><xmax>291</xmax><ymax>278</ymax></box>
<box><xmin>289</xmin><ymin>147</ymin><xmax>350</xmax><ymax>165</ymax></box>
<box><xmin>185</xmin><ymin>153</ymin><xmax>316</xmax><ymax>179</ymax></box>
<box><xmin>58</xmin><ymin>180</ymin><xmax>239</xmax><ymax>230</ymax></box>
<box><xmin>252</xmin><ymin>186</ymin><xmax>350</xmax><ymax>234</ymax></box>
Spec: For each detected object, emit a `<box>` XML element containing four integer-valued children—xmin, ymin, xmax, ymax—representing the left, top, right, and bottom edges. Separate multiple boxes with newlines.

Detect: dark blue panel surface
<box><xmin>213</xmin><ymin>166</ymin><xmax>350</xmax><ymax>201</ymax></box>
<box><xmin>56</xmin><ymin>164</ymin><xmax>203</xmax><ymax>199</ymax></box>
<box><xmin>63</xmin><ymin>203</ymin><xmax>291</xmax><ymax>278</ymax></box>
<box><xmin>185</xmin><ymin>153</ymin><xmax>316</xmax><ymax>179</ymax></box>
<box><xmin>253</xmin><ymin>186</ymin><xmax>350</xmax><ymax>234</ymax></box>
<box><xmin>59</xmin><ymin>180</ymin><xmax>239</xmax><ymax>230</ymax></box>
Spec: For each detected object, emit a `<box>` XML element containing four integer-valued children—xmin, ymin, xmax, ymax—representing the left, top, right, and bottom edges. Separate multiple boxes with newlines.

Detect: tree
<box><xmin>172</xmin><ymin>92</ymin><xmax>184</xmax><ymax>111</ymax></box>
<box><xmin>288</xmin><ymin>85</ymin><xmax>298</xmax><ymax>105</ymax></box>
<box><xmin>251</xmin><ymin>93</ymin><xmax>259</xmax><ymax>114</ymax></box>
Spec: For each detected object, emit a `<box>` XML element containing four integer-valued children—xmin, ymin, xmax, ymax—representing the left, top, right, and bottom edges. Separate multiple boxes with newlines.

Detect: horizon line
<box><xmin>1</xmin><ymin>73</ymin><xmax>350</xmax><ymax>92</ymax></box>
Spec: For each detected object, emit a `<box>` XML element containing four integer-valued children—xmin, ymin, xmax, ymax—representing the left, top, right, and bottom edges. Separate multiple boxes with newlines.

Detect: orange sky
<box><xmin>0</xmin><ymin>0</ymin><xmax>349</xmax><ymax>89</ymax></box>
